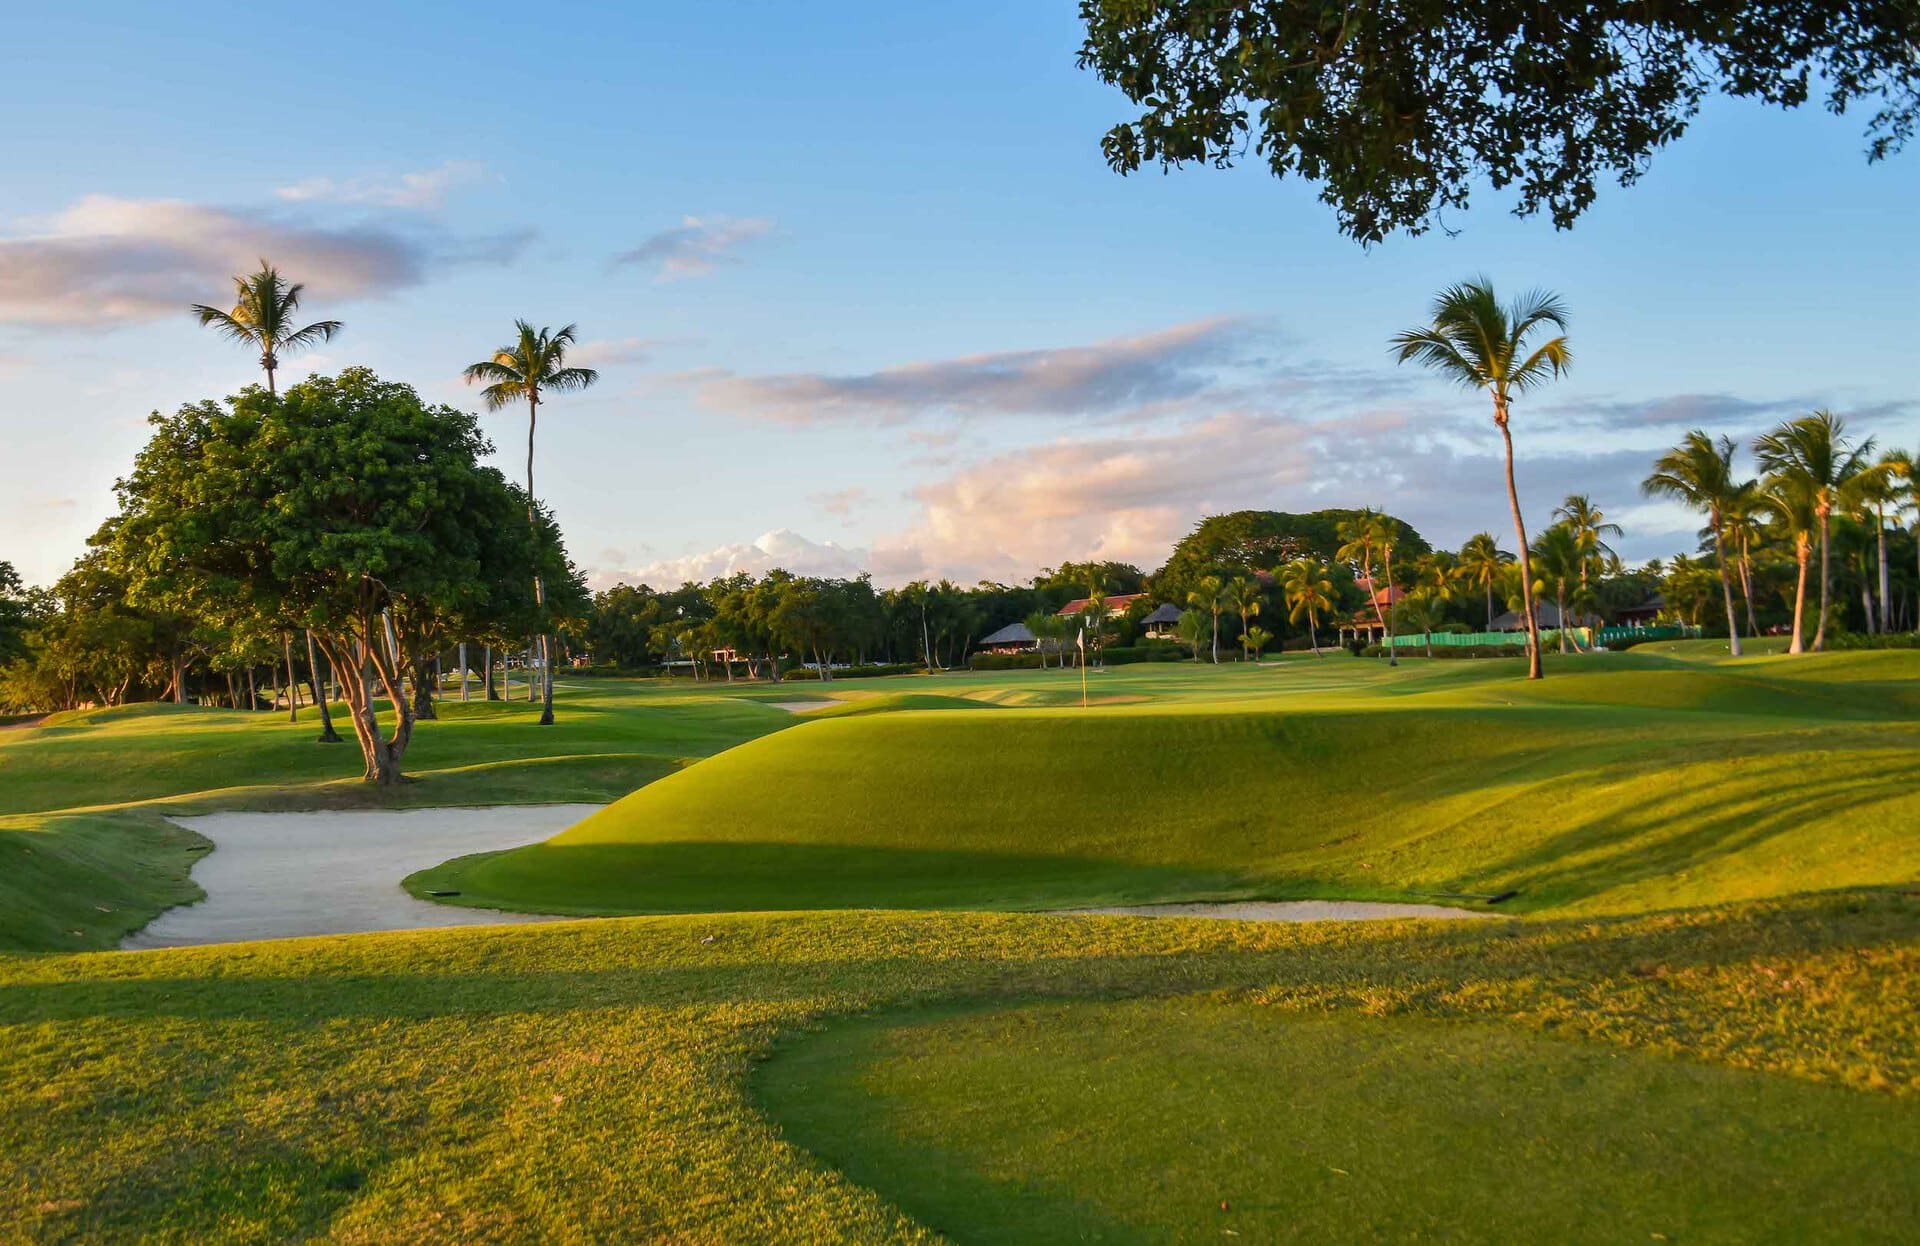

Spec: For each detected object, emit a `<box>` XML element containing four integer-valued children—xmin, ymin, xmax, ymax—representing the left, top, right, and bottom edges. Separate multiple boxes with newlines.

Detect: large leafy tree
<box><xmin>190</xmin><ymin>263</ymin><xmax>342</xmax><ymax>395</ymax></box>
<box><xmin>109</xmin><ymin>369</ymin><xmax>540</xmax><ymax>784</ymax></box>
<box><xmin>464</xmin><ymin>321</ymin><xmax>599</xmax><ymax>725</ymax></box>
<box><xmin>1642</xmin><ymin>431</ymin><xmax>1747</xmax><ymax>656</ymax></box>
<box><xmin>1755</xmin><ymin>411</ymin><xmax>1875</xmax><ymax>652</ymax></box>
<box><xmin>1077</xmin><ymin>1</ymin><xmax>1920</xmax><ymax>243</ymax></box>
<box><xmin>1393</xmin><ymin>280</ymin><xmax>1569</xmax><ymax>678</ymax></box>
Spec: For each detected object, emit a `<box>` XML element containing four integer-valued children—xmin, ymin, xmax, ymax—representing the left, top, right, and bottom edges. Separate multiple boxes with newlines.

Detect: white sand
<box><xmin>124</xmin><ymin>804</ymin><xmax>605</xmax><ymax>949</ymax></box>
<box><xmin>767</xmin><ymin>700</ymin><xmax>835</xmax><ymax>713</ymax></box>
<box><xmin>1067</xmin><ymin>900</ymin><xmax>1503</xmax><ymax>922</ymax></box>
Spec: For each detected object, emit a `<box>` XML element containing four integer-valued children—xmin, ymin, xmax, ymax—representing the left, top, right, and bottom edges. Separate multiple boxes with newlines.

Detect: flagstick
<box><xmin>1078</xmin><ymin>622</ymin><xmax>1088</xmax><ymax>709</ymax></box>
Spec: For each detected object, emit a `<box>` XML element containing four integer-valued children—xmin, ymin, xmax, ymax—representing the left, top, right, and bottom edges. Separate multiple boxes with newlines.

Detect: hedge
<box><xmin>1362</xmin><ymin>643</ymin><xmax>1526</xmax><ymax>659</ymax></box>
<box><xmin>782</xmin><ymin>662</ymin><xmax>925</xmax><ymax>681</ymax></box>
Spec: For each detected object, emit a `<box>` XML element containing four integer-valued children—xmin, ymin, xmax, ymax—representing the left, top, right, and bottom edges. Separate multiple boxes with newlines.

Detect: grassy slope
<box><xmin>0</xmin><ymin>679</ymin><xmax>789</xmax><ymax>949</ymax></box>
<box><xmin>1</xmin><ymin>890</ymin><xmax>1915</xmax><ymax>1240</ymax></box>
<box><xmin>762</xmin><ymin>1001</ymin><xmax>1919</xmax><ymax>1243</ymax></box>
<box><xmin>415</xmin><ymin>649</ymin><xmax>1920</xmax><ymax>917</ymax></box>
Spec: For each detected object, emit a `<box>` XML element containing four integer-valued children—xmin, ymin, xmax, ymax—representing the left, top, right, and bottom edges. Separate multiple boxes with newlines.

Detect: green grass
<box><xmin>413</xmin><ymin>649</ymin><xmax>1920</xmax><ymax>918</ymax></box>
<box><xmin>761</xmin><ymin>1001</ymin><xmax>1919</xmax><ymax>1243</ymax></box>
<box><xmin>2</xmin><ymin>889</ymin><xmax>1916</xmax><ymax>1240</ymax></box>
<box><xmin>0</xmin><ymin>678</ymin><xmax>790</xmax><ymax>949</ymax></box>
<box><xmin>3</xmin><ymin>649</ymin><xmax>1918</xmax><ymax>1239</ymax></box>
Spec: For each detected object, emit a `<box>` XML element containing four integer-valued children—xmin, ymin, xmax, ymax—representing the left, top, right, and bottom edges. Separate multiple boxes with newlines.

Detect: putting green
<box><xmin>758</xmin><ymin>998</ymin><xmax>1920</xmax><ymax>1243</ymax></box>
<box><xmin>411</xmin><ymin>650</ymin><xmax>1920</xmax><ymax>917</ymax></box>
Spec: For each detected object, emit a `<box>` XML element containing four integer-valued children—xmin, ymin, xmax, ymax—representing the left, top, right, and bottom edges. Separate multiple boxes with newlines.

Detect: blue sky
<box><xmin>3</xmin><ymin>2</ymin><xmax>1916</xmax><ymax>589</ymax></box>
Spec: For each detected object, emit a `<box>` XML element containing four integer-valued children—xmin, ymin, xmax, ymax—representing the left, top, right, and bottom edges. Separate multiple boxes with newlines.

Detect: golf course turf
<box><xmin>2</xmin><ymin>646</ymin><xmax>1917</xmax><ymax>1241</ymax></box>
<box><xmin>410</xmin><ymin>648</ymin><xmax>1920</xmax><ymax>918</ymax></box>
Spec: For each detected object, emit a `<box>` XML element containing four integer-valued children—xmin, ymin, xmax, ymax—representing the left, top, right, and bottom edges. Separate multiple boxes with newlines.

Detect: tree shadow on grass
<box><xmin>4</xmin><ymin>889</ymin><xmax>1913</xmax><ymax>1026</ymax></box>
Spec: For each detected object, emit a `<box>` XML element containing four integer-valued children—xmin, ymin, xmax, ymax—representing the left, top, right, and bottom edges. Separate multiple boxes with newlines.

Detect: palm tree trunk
<box><xmin>1788</xmin><ymin>536</ymin><xmax>1810</xmax><ymax>654</ymax></box>
<box><xmin>1381</xmin><ymin>545</ymin><xmax>1398</xmax><ymax>667</ymax></box>
<box><xmin>1484</xmin><ymin>582</ymin><xmax>1494</xmax><ymax>631</ymax></box>
<box><xmin>1738</xmin><ymin>539</ymin><xmax>1760</xmax><ymax>638</ymax></box>
<box><xmin>1210</xmin><ymin>610</ymin><xmax>1219</xmax><ymax>663</ymax></box>
<box><xmin>1876</xmin><ymin>509</ymin><xmax>1891</xmax><ymax>634</ymax></box>
<box><xmin>1309</xmin><ymin>613</ymin><xmax>1322</xmax><ymax>655</ymax></box>
<box><xmin>1711</xmin><ymin>519</ymin><xmax>1742</xmax><ymax>657</ymax></box>
<box><xmin>1496</xmin><ymin>407</ymin><xmax>1543</xmax><ymax>679</ymax></box>
<box><xmin>1813</xmin><ymin>506</ymin><xmax>1832</xmax><ymax>651</ymax></box>
<box><xmin>1555</xmin><ymin>588</ymin><xmax>1569</xmax><ymax>654</ymax></box>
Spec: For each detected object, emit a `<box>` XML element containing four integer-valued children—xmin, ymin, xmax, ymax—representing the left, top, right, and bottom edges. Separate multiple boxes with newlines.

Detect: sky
<box><xmin>2</xmin><ymin>2</ymin><xmax>1916</xmax><ymax>591</ymax></box>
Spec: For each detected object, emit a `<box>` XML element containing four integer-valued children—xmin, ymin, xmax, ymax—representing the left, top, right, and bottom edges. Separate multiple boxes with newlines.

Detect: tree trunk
<box><xmin>1381</xmin><ymin>545</ymin><xmax>1398</xmax><ymax>666</ymax></box>
<box><xmin>1555</xmin><ymin>588</ymin><xmax>1569</xmax><ymax>654</ymax></box>
<box><xmin>285</xmin><ymin>635</ymin><xmax>300</xmax><ymax>721</ymax></box>
<box><xmin>224</xmin><ymin>669</ymin><xmax>238</xmax><ymax>709</ymax></box>
<box><xmin>1496</xmin><ymin>406</ymin><xmax>1544</xmax><ymax>679</ymax></box>
<box><xmin>1787</xmin><ymin>535</ymin><xmax>1810</xmax><ymax>654</ymax></box>
<box><xmin>1712</xmin><ymin>519</ymin><xmax>1743</xmax><ymax>657</ymax></box>
<box><xmin>458</xmin><ymin>642</ymin><xmax>469</xmax><ymax>702</ymax></box>
<box><xmin>305</xmin><ymin>630</ymin><xmax>342</xmax><ymax>743</ymax></box>
<box><xmin>484</xmin><ymin>645</ymin><xmax>501</xmax><ymax>700</ymax></box>
<box><xmin>1876</xmin><ymin>510</ymin><xmax>1891</xmax><ymax>634</ymax></box>
<box><xmin>246</xmin><ymin>666</ymin><xmax>257</xmax><ymax>711</ymax></box>
<box><xmin>173</xmin><ymin>647</ymin><xmax>187</xmax><ymax>705</ymax></box>
<box><xmin>1738</xmin><ymin>539</ymin><xmax>1760</xmax><ymax>638</ymax></box>
<box><xmin>1813</xmin><ymin>505</ymin><xmax>1832</xmax><ymax>651</ymax></box>
<box><xmin>1210</xmin><ymin>611</ymin><xmax>1219</xmax><ymax>663</ymax></box>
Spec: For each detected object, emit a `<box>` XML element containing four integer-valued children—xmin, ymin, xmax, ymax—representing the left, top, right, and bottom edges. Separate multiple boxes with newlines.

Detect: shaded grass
<box><xmin>1</xmin><ymin>889</ymin><xmax>1915</xmax><ymax>1240</ymax></box>
<box><xmin>760</xmin><ymin>1001</ymin><xmax>1920</xmax><ymax>1243</ymax></box>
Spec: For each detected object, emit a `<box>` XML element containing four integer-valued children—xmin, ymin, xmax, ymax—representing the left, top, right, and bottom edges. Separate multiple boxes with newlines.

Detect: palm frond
<box><xmin>276</xmin><ymin>319</ymin><xmax>342</xmax><ymax>351</ymax></box>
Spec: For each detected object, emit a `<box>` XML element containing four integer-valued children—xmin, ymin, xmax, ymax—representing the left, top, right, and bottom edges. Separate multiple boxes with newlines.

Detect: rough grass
<box><xmin>413</xmin><ymin>650</ymin><xmax>1920</xmax><ymax>918</ymax></box>
<box><xmin>2</xmin><ymin>890</ymin><xmax>1916</xmax><ymax>1241</ymax></box>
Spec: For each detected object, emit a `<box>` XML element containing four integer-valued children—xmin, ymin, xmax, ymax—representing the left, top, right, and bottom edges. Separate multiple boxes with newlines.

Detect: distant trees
<box><xmin>1394</xmin><ymin>280</ymin><xmax>1570</xmax><ymax>679</ymax></box>
<box><xmin>1457</xmin><ymin>534</ymin><xmax>1511</xmax><ymax>630</ymax></box>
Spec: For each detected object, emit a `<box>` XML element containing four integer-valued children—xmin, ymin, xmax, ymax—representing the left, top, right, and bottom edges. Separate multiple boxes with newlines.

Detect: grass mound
<box><xmin>0</xmin><ymin>811</ymin><xmax>207</xmax><ymax>952</ymax></box>
<box><xmin>760</xmin><ymin>999</ymin><xmax>1920</xmax><ymax>1242</ymax></box>
<box><xmin>414</xmin><ymin>651</ymin><xmax>1920</xmax><ymax>917</ymax></box>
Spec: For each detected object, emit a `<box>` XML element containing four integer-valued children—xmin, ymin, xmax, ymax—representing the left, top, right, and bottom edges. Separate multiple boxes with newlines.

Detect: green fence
<box><xmin>1387</xmin><ymin>624</ymin><xmax>1699</xmax><ymax>650</ymax></box>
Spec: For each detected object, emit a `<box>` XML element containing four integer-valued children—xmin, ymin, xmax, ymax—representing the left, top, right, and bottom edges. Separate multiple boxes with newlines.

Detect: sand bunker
<box><xmin>125</xmin><ymin>804</ymin><xmax>605</xmax><ymax>949</ymax></box>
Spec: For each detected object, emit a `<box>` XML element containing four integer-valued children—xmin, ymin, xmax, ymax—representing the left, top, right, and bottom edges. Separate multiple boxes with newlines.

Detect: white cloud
<box><xmin>610</xmin><ymin>215</ymin><xmax>774</xmax><ymax>280</ymax></box>
<box><xmin>0</xmin><ymin>195</ymin><xmax>523</xmax><ymax>327</ymax></box>
<box><xmin>274</xmin><ymin>160</ymin><xmax>492</xmax><ymax>210</ymax></box>
<box><xmin>687</xmin><ymin>317</ymin><xmax>1257</xmax><ymax>426</ymax></box>
<box><xmin>591</xmin><ymin>528</ymin><xmax>872</xmax><ymax>589</ymax></box>
<box><xmin>567</xmin><ymin>337</ymin><xmax>660</xmax><ymax>369</ymax></box>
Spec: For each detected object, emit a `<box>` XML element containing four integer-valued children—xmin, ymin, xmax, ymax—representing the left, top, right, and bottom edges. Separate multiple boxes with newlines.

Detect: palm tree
<box><xmin>1754</xmin><ymin>411</ymin><xmax>1873</xmax><ymax>652</ymax></box>
<box><xmin>1186</xmin><ymin>575</ymin><xmax>1227</xmax><ymax>664</ymax></box>
<box><xmin>190</xmin><ymin>262</ymin><xmax>341</xmax><ymax>396</ymax></box>
<box><xmin>1393</xmin><ymin>280</ymin><xmax>1570</xmax><ymax>679</ymax></box>
<box><xmin>1280</xmin><ymin>558</ymin><xmax>1333</xmax><ymax>656</ymax></box>
<box><xmin>1642</xmin><ymin>431</ymin><xmax>1745</xmax><ymax>656</ymax></box>
<box><xmin>1552</xmin><ymin>494</ymin><xmax>1622</xmax><ymax>599</ymax></box>
<box><xmin>1849</xmin><ymin>451</ymin><xmax>1908</xmax><ymax>634</ymax></box>
<box><xmin>1530</xmin><ymin>525</ymin><xmax>1583</xmax><ymax>654</ymax></box>
<box><xmin>1720</xmin><ymin>478</ymin><xmax>1769</xmax><ymax>638</ymax></box>
<box><xmin>1245</xmin><ymin>626</ymin><xmax>1274</xmax><ymax>662</ymax></box>
<box><xmin>1887</xmin><ymin>449</ymin><xmax>1919</xmax><ymax>633</ymax></box>
<box><xmin>464</xmin><ymin>322</ymin><xmax>599</xmax><ymax>724</ymax></box>
<box><xmin>1457</xmin><ymin>533</ymin><xmax>1511</xmax><ymax>630</ymax></box>
<box><xmin>1392</xmin><ymin>591</ymin><xmax>1443</xmax><ymax>658</ymax></box>
<box><xmin>1758</xmin><ymin>474</ymin><xmax>1820</xmax><ymax>653</ymax></box>
<box><xmin>1226</xmin><ymin>577</ymin><xmax>1263</xmax><ymax>660</ymax></box>
<box><xmin>1335</xmin><ymin>509</ymin><xmax>1394</xmax><ymax>666</ymax></box>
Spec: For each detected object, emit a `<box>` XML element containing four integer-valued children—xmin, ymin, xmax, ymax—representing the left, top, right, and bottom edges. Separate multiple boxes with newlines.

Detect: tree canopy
<box><xmin>1077</xmin><ymin>1</ymin><xmax>1920</xmax><ymax>242</ymax></box>
<box><xmin>105</xmin><ymin>369</ymin><xmax>554</xmax><ymax>782</ymax></box>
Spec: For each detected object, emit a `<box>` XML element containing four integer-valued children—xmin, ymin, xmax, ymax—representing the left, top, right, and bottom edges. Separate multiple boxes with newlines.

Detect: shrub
<box><xmin>782</xmin><ymin>662</ymin><xmax>924</xmax><ymax>681</ymax></box>
<box><xmin>1364</xmin><ymin>644</ymin><xmax>1526</xmax><ymax>659</ymax></box>
<box><xmin>969</xmin><ymin>652</ymin><xmax>1046</xmax><ymax>671</ymax></box>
